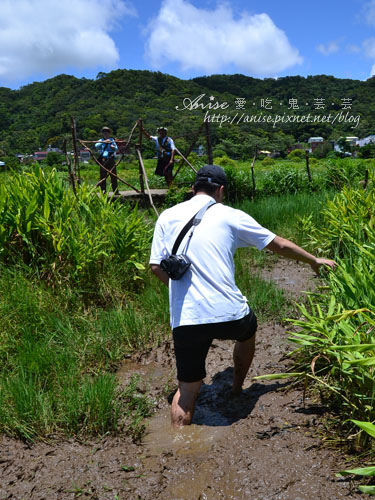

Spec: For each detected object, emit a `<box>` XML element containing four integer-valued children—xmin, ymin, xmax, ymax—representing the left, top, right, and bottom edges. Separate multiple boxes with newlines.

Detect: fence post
<box><xmin>63</xmin><ymin>139</ymin><xmax>76</xmax><ymax>195</ymax></box>
<box><xmin>70</xmin><ymin>116</ymin><xmax>81</xmax><ymax>185</ymax></box>
<box><xmin>137</xmin><ymin>118</ymin><xmax>145</xmax><ymax>194</ymax></box>
<box><xmin>305</xmin><ymin>149</ymin><xmax>312</xmax><ymax>183</ymax></box>
<box><xmin>364</xmin><ymin>169</ymin><xmax>369</xmax><ymax>189</ymax></box>
<box><xmin>251</xmin><ymin>145</ymin><xmax>258</xmax><ymax>200</ymax></box>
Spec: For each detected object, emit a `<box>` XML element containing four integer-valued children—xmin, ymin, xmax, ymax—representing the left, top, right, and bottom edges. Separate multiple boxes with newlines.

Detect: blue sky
<box><xmin>1</xmin><ymin>0</ymin><xmax>375</xmax><ymax>89</ymax></box>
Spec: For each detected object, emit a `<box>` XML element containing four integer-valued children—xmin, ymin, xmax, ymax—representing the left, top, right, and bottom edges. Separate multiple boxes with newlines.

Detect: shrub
<box><xmin>326</xmin><ymin>150</ymin><xmax>342</xmax><ymax>160</ymax></box>
<box><xmin>223</xmin><ymin>164</ymin><xmax>253</xmax><ymax>202</ymax></box>
<box><xmin>324</xmin><ymin>159</ymin><xmax>368</xmax><ymax>189</ymax></box>
<box><xmin>284</xmin><ymin>175</ymin><xmax>375</xmax><ymax>438</ymax></box>
<box><xmin>312</xmin><ymin>141</ymin><xmax>332</xmax><ymax>159</ymax></box>
<box><xmin>46</xmin><ymin>151</ymin><xmax>64</xmax><ymax>167</ymax></box>
<box><xmin>0</xmin><ymin>166</ymin><xmax>152</xmax><ymax>290</ymax></box>
<box><xmin>261</xmin><ymin>157</ymin><xmax>275</xmax><ymax>166</ymax></box>
<box><xmin>287</xmin><ymin>149</ymin><xmax>305</xmax><ymax>161</ymax></box>
<box><xmin>212</xmin><ymin>148</ymin><xmax>227</xmax><ymax>158</ymax></box>
<box><xmin>259</xmin><ymin>166</ymin><xmax>318</xmax><ymax>196</ymax></box>
<box><xmin>213</xmin><ymin>156</ymin><xmax>237</xmax><ymax>168</ymax></box>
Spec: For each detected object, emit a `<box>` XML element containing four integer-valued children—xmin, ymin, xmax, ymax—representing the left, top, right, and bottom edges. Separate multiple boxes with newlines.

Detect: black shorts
<box><xmin>172</xmin><ymin>310</ymin><xmax>257</xmax><ymax>383</ymax></box>
<box><xmin>155</xmin><ymin>157</ymin><xmax>173</xmax><ymax>176</ymax></box>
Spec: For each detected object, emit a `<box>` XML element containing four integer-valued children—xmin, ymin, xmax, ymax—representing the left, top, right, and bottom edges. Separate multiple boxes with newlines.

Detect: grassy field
<box><xmin>0</xmin><ymin>158</ymin><xmax>372</xmax><ymax>444</ymax></box>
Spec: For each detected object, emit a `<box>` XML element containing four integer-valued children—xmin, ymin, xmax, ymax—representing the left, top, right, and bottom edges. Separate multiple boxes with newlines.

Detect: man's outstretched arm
<box><xmin>266</xmin><ymin>236</ymin><xmax>336</xmax><ymax>274</ymax></box>
<box><xmin>150</xmin><ymin>264</ymin><xmax>169</xmax><ymax>286</ymax></box>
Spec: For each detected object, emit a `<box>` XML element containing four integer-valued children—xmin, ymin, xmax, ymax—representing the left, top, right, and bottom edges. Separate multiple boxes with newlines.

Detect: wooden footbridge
<box><xmin>65</xmin><ymin>117</ymin><xmax>214</xmax><ymax>216</ymax></box>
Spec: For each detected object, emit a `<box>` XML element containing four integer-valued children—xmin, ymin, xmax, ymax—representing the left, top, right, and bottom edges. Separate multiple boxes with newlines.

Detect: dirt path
<box><xmin>0</xmin><ymin>260</ymin><xmax>361</xmax><ymax>499</ymax></box>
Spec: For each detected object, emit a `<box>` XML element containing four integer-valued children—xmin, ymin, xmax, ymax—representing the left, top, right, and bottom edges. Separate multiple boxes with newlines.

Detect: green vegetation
<box><xmin>1</xmin><ymin>70</ymin><xmax>374</xmax><ymax>161</ymax></box>
<box><xmin>0</xmin><ymin>152</ymin><xmax>371</xmax><ymax>445</ymax></box>
<box><xmin>2</xmin><ymin>164</ymin><xmax>326</xmax><ymax>442</ymax></box>
<box><xmin>255</xmin><ymin>174</ymin><xmax>375</xmax><ymax>451</ymax></box>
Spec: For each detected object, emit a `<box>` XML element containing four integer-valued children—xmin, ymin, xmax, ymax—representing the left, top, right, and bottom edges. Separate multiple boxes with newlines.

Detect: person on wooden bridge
<box><xmin>95</xmin><ymin>126</ymin><xmax>118</xmax><ymax>194</ymax></box>
<box><xmin>143</xmin><ymin>126</ymin><xmax>176</xmax><ymax>186</ymax></box>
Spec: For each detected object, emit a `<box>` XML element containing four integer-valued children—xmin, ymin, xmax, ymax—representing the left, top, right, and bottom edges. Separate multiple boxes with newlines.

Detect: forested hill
<box><xmin>0</xmin><ymin>69</ymin><xmax>374</xmax><ymax>158</ymax></box>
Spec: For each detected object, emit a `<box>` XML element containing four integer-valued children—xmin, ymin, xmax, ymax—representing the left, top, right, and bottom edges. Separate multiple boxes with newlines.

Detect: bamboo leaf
<box><xmin>330</xmin><ymin>344</ymin><xmax>375</xmax><ymax>352</ymax></box>
<box><xmin>347</xmin><ymin>358</ymin><xmax>375</xmax><ymax>366</ymax></box>
<box><xmin>359</xmin><ymin>486</ymin><xmax>375</xmax><ymax>495</ymax></box>
<box><xmin>253</xmin><ymin>372</ymin><xmax>304</xmax><ymax>380</ymax></box>
<box><xmin>327</xmin><ymin>309</ymin><xmax>372</xmax><ymax>321</ymax></box>
<box><xmin>44</xmin><ymin>193</ymin><xmax>50</xmax><ymax>221</ymax></box>
<box><xmin>337</xmin><ymin>466</ymin><xmax>375</xmax><ymax>477</ymax></box>
<box><xmin>351</xmin><ymin>420</ymin><xmax>375</xmax><ymax>438</ymax></box>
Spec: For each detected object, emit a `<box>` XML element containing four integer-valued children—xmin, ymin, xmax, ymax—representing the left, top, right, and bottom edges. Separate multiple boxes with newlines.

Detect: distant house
<box><xmin>358</xmin><ymin>135</ymin><xmax>375</xmax><ymax>147</ymax></box>
<box><xmin>79</xmin><ymin>148</ymin><xmax>90</xmax><ymax>162</ymax></box>
<box><xmin>345</xmin><ymin>136</ymin><xmax>359</xmax><ymax>146</ymax></box>
<box><xmin>334</xmin><ymin>136</ymin><xmax>359</xmax><ymax>152</ymax></box>
<box><xmin>34</xmin><ymin>147</ymin><xmax>63</xmax><ymax>162</ymax></box>
<box><xmin>308</xmin><ymin>137</ymin><xmax>324</xmax><ymax>152</ymax></box>
<box><xmin>46</xmin><ymin>147</ymin><xmax>62</xmax><ymax>153</ymax></box>
<box><xmin>33</xmin><ymin>151</ymin><xmax>49</xmax><ymax>161</ymax></box>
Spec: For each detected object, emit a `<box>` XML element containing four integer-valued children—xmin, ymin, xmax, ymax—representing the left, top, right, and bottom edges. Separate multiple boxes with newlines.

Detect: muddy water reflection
<box><xmin>144</xmin><ymin>409</ymin><xmax>241</xmax><ymax>500</ymax></box>
<box><xmin>144</xmin><ymin>408</ymin><xmax>226</xmax><ymax>457</ymax></box>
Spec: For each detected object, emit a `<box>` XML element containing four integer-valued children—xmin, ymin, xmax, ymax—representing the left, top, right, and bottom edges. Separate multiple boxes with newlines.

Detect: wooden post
<box><xmin>70</xmin><ymin>116</ymin><xmax>81</xmax><ymax>185</ymax></box>
<box><xmin>136</xmin><ymin>148</ymin><xmax>159</xmax><ymax>217</ymax></box>
<box><xmin>137</xmin><ymin>118</ymin><xmax>145</xmax><ymax>193</ymax></box>
<box><xmin>63</xmin><ymin>139</ymin><xmax>76</xmax><ymax>196</ymax></box>
<box><xmin>205</xmin><ymin>121</ymin><xmax>213</xmax><ymax>164</ymax></box>
<box><xmin>364</xmin><ymin>169</ymin><xmax>369</xmax><ymax>189</ymax></box>
<box><xmin>251</xmin><ymin>145</ymin><xmax>258</xmax><ymax>199</ymax></box>
<box><xmin>305</xmin><ymin>149</ymin><xmax>312</xmax><ymax>184</ymax></box>
<box><xmin>174</xmin><ymin>148</ymin><xmax>198</xmax><ymax>174</ymax></box>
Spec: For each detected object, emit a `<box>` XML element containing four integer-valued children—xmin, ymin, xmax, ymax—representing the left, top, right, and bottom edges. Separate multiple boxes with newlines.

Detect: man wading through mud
<box><xmin>150</xmin><ymin>165</ymin><xmax>336</xmax><ymax>427</ymax></box>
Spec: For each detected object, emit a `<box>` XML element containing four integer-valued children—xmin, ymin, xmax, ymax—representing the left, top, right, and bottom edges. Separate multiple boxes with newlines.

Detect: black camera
<box><xmin>160</xmin><ymin>254</ymin><xmax>191</xmax><ymax>280</ymax></box>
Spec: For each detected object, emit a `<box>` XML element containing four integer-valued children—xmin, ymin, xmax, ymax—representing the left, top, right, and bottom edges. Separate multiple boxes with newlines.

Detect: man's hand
<box><xmin>310</xmin><ymin>257</ymin><xmax>336</xmax><ymax>275</ymax></box>
<box><xmin>150</xmin><ymin>264</ymin><xmax>169</xmax><ymax>286</ymax></box>
<box><xmin>266</xmin><ymin>236</ymin><xmax>337</xmax><ymax>276</ymax></box>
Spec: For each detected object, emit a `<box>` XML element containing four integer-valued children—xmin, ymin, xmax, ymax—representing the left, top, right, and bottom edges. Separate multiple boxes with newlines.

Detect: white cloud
<box><xmin>363</xmin><ymin>0</ymin><xmax>375</xmax><ymax>25</ymax></box>
<box><xmin>316</xmin><ymin>41</ymin><xmax>340</xmax><ymax>56</ymax></box>
<box><xmin>347</xmin><ymin>44</ymin><xmax>361</xmax><ymax>53</ymax></box>
<box><xmin>145</xmin><ymin>0</ymin><xmax>302</xmax><ymax>76</ymax></box>
<box><xmin>361</xmin><ymin>37</ymin><xmax>375</xmax><ymax>78</ymax></box>
<box><xmin>363</xmin><ymin>37</ymin><xmax>375</xmax><ymax>58</ymax></box>
<box><xmin>0</xmin><ymin>0</ymin><xmax>136</xmax><ymax>83</ymax></box>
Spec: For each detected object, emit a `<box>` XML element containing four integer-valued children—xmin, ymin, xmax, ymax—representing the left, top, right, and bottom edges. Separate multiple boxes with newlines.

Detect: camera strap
<box><xmin>172</xmin><ymin>200</ymin><xmax>216</xmax><ymax>255</ymax></box>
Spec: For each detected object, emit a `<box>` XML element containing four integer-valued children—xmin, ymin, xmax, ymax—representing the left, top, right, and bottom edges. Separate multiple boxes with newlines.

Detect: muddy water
<box><xmin>0</xmin><ymin>261</ymin><xmax>363</xmax><ymax>499</ymax></box>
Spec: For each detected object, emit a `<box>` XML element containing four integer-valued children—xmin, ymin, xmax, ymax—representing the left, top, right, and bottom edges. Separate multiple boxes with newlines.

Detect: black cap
<box><xmin>196</xmin><ymin>165</ymin><xmax>227</xmax><ymax>186</ymax></box>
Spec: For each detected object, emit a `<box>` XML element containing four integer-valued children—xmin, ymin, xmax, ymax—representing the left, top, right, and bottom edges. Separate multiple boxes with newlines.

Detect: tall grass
<box><xmin>0</xmin><ymin>167</ymin><xmax>165</xmax><ymax>441</ymax></box>
<box><xmin>236</xmin><ymin>190</ymin><xmax>333</xmax><ymax>243</ymax></box>
<box><xmin>0</xmin><ymin>167</ymin><xmax>335</xmax><ymax>441</ymax></box>
<box><xmin>0</xmin><ymin>165</ymin><xmax>151</xmax><ymax>291</ymax></box>
<box><xmin>0</xmin><ymin>266</ymin><xmax>164</xmax><ymax>441</ymax></box>
<box><xmin>256</xmin><ymin>174</ymin><xmax>375</xmax><ymax>449</ymax></box>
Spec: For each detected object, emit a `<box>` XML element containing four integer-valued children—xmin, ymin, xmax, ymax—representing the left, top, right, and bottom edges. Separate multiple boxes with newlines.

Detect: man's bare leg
<box><xmin>232</xmin><ymin>335</ymin><xmax>256</xmax><ymax>394</ymax></box>
<box><xmin>171</xmin><ymin>380</ymin><xmax>202</xmax><ymax>427</ymax></box>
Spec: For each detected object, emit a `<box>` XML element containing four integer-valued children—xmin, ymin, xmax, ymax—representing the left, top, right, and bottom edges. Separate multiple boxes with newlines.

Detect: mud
<box><xmin>0</xmin><ymin>260</ymin><xmax>362</xmax><ymax>499</ymax></box>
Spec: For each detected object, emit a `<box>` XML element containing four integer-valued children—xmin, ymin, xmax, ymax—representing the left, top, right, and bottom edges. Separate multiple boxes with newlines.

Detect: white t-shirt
<box><xmin>149</xmin><ymin>194</ymin><xmax>276</xmax><ymax>329</ymax></box>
